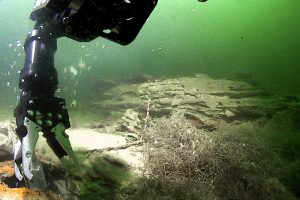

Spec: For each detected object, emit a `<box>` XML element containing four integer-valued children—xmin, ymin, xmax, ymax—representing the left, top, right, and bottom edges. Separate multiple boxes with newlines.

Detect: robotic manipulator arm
<box><xmin>13</xmin><ymin>0</ymin><xmax>157</xmax><ymax>189</ymax></box>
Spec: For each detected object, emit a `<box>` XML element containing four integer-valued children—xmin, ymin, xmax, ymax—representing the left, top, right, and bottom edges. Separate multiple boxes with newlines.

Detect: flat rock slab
<box><xmin>36</xmin><ymin>128</ymin><xmax>128</xmax><ymax>163</ymax></box>
<box><xmin>66</xmin><ymin>128</ymin><xmax>127</xmax><ymax>150</ymax></box>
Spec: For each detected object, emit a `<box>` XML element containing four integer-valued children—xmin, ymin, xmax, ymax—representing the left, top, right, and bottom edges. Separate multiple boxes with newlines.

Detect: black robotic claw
<box><xmin>14</xmin><ymin>0</ymin><xmax>157</xmax><ymax>190</ymax></box>
<box><xmin>13</xmin><ymin>24</ymin><xmax>74</xmax><ymax>188</ymax></box>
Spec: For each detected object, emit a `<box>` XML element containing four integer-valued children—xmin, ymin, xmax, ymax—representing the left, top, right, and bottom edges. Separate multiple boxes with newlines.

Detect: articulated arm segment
<box><xmin>14</xmin><ymin>21</ymin><xmax>74</xmax><ymax>189</ymax></box>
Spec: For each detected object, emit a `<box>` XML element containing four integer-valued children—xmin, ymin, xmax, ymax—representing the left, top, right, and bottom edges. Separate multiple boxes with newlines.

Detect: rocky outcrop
<box><xmin>0</xmin><ymin>121</ymin><xmax>15</xmax><ymax>162</ymax></box>
<box><xmin>90</xmin><ymin>74</ymin><xmax>300</xmax><ymax>132</ymax></box>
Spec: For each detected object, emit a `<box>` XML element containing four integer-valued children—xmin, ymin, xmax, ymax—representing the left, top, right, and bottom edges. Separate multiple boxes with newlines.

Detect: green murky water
<box><xmin>0</xmin><ymin>0</ymin><xmax>300</xmax><ymax>116</ymax></box>
<box><xmin>0</xmin><ymin>1</ymin><xmax>299</xmax><ymax>199</ymax></box>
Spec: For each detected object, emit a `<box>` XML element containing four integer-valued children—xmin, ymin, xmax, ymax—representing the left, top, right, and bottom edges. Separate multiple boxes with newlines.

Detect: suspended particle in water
<box><xmin>16</xmin><ymin>40</ymin><xmax>22</xmax><ymax>47</ymax></box>
<box><xmin>103</xmin><ymin>29</ymin><xmax>111</xmax><ymax>34</ymax></box>
<box><xmin>8</xmin><ymin>43</ymin><xmax>12</xmax><ymax>48</ymax></box>
<box><xmin>102</xmin><ymin>44</ymin><xmax>105</xmax><ymax>49</ymax></box>
<box><xmin>70</xmin><ymin>99</ymin><xmax>77</xmax><ymax>107</ymax></box>
<box><xmin>78</xmin><ymin>59</ymin><xmax>86</xmax><ymax>69</ymax></box>
<box><xmin>7</xmin><ymin>82</ymin><xmax>10</xmax><ymax>87</ymax></box>
<box><xmin>64</xmin><ymin>67</ymin><xmax>68</xmax><ymax>73</ymax></box>
<box><xmin>69</xmin><ymin>66</ymin><xmax>78</xmax><ymax>76</ymax></box>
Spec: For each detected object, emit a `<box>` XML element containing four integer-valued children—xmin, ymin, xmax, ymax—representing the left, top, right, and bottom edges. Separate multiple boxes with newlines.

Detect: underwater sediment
<box><xmin>0</xmin><ymin>74</ymin><xmax>299</xmax><ymax>200</ymax></box>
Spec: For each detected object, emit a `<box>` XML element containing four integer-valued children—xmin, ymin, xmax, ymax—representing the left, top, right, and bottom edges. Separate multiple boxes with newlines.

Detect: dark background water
<box><xmin>0</xmin><ymin>0</ymin><xmax>299</xmax><ymax>117</ymax></box>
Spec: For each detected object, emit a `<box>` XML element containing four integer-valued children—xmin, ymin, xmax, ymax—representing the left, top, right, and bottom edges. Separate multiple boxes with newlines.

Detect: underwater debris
<box><xmin>141</xmin><ymin>112</ymin><xmax>299</xmax><ymax>200</ymax></box>
<box><xmin>77</xmin><ymin>58</ymin><xmax>86</xmax><ymax>69</ymax></box>
<box><xmin>0</xmin><ymin>149</ymin><xmax>12</xmax><ymax>162</ymax></box>
<box><xmin>69</xmin><ymin>65</ymin><xmax>78</xmax><ymax>76</ymax></box>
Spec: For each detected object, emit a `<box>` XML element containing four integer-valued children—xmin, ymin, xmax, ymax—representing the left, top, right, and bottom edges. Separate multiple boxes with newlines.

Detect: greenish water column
<box><xmin>0</xmin><ymin>0</ymin><xmax>299</xmax><ymax>116</ymax></box>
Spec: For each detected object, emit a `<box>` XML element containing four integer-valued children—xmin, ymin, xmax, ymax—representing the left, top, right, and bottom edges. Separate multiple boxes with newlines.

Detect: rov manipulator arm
<box><xmin>13</xmin><ymin>6</ymin><xmax>74</xmax><ymax>189</ymax></box>
<box><xmin>13</xmin><ymin>0</ymin><xmax>157</xmax><ymax>189</ymax></box>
